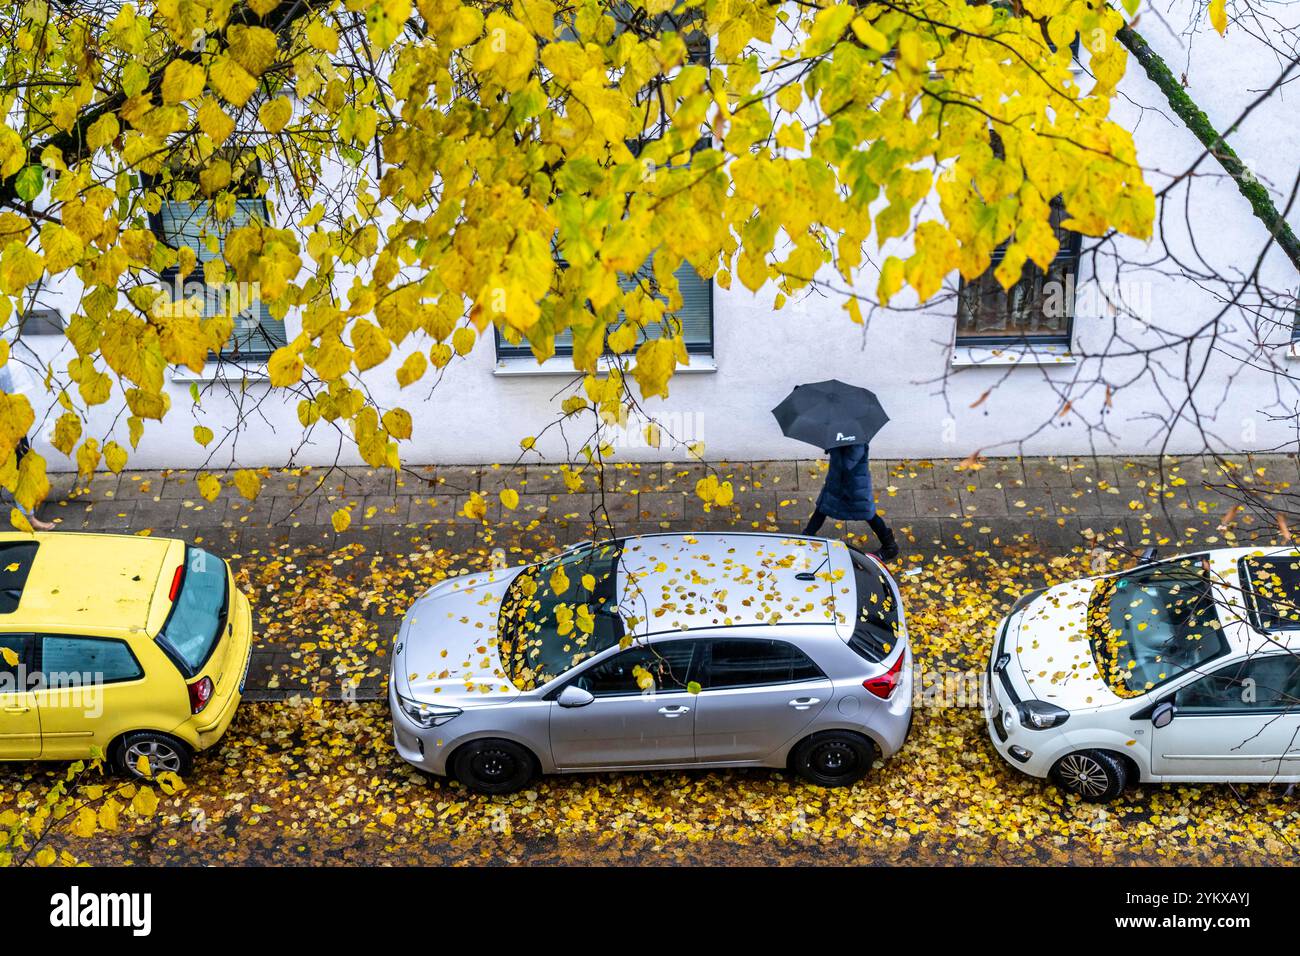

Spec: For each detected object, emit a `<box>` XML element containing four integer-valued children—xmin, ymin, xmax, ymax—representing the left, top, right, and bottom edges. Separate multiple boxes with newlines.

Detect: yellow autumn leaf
<box><xmin>161</xmin><ymin>60</ymin><xmax>206</xmax><ymax>104</ymax></box>
<box><xmin>1210</xmin><ymin>0</ymin><xmax>1227</xmax><ymax>34</ymax></box>
<box><xmin>196</xmin><ymin>473</ymin><xmax>222</xmax><ymax>501</ymax></box>
<box><xmin>331</xmin><ymin>507</ymin><xmax>351</xmax><ymax>532</ymax></box>
<box><xmin>233</xmin><ymin>468</ymin><xmax>262</xmax><ymax>500</ymax></box>
<box><xmin>500</xmin><ymin>488</ymin><xmax>519</xmax><ymax>509</ymax></box>
<box><xmin>259</xmin><ymin>97</ymin><xmax>293</xmax><ymax>133</ymax></box>
<box><xmin>462</xmin><ymin>491</ymin><xmax>487</xmax><ymax>521</ymax></box>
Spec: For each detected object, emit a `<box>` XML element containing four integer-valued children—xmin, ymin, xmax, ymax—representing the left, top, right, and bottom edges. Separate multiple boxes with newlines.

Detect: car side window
<box><xmin>705</xmin><ymin>639</ymin><xmax>824</xmax><ymax>689</ymax></box>
<box><xmin>1174</xmin><ymin>655</ymin><xmax>1300</xmax><ymax>714</ymax></box>
<box><xmin>38</xmin><ymin>636</ymin><xmax>144</xmax><ymax>685</ymax></box>
<box><xmin>573</xmin><ymin>642</ymin><xmax>696</xmax><ymax>697</ymax></box>
<box><xmin>0</xmin><ymin>634</ymin><xmax>30</xmax><ymax>690</ymax></box>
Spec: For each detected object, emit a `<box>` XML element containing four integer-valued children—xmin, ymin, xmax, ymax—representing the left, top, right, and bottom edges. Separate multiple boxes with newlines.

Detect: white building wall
<box><xmin>17</xmin><ymin>7</ymin><xmax>1300</xmax><ymax>470</ymax></box>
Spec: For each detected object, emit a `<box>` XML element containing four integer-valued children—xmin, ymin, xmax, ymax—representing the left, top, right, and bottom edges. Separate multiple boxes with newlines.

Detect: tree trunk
<box><xmin>1116</xmin><ymin>23</ymin><xmax>1300</xmax><ymax>274</ymax></box>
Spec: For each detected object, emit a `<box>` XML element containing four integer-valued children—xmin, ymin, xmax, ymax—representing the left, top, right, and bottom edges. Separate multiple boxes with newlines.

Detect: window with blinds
<box><xmin>155</xmin><ymin>197</ymin><xmax>288</xmax><ymax>359</ymax></box>
<box><xmin>495</xmin><ymin>260</ymin><xmax>714</xmax><ymax>359</ymax></box>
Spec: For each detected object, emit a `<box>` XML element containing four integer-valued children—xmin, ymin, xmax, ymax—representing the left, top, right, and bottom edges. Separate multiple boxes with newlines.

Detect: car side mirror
<box><xmin>1151</xmin><ymin>700</ymin><xmax>1175</xmax><ymax>728</ymax></box>
<box><xmin>557</xmin><ymin>685</ymin><xmax>595</xmax><ymax>708</ymax></box>
<box><xmin>1138</xmin><ymin>546</ymin><xmax>1159</xmax><ymax>565</ymax></box>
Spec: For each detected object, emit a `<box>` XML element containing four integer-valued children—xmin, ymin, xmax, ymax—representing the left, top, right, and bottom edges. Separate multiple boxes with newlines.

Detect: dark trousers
<box><xmin>803</xmin><ymin>509</ymin><xmax>891</xmax><ymax>544</ymax></box>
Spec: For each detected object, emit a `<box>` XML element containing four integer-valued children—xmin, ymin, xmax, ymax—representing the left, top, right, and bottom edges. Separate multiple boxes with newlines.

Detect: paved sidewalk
<box><xmin>36</xmin><ymin>453</ymin><xmax>1299</xmax><ymax>701</ymax></box>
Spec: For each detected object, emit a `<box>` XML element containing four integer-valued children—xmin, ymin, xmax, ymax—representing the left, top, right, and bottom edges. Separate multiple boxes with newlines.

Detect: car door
<box><xmin>31</xmin><ymin>634</ymin><xmax>147</xmax><ymax>759</ymax></box>
<box><xmin>1151</xmin><ymin>653</ymin><xmax>1300</xmax><ymax>779</ymax></box>
<box><xmin>693</xmin><ymin>637</ymin><xmax>834</xmax><ymax>763</ymax></box>
<box><xmin>548</xmin><ymin>639</ymin><xmax>699</xmax><ymax>770</ymax></box>
<box><xmin>0</xmin><ymin>633</ymin><xmax>39</xmax><ymax>758</ymax></box>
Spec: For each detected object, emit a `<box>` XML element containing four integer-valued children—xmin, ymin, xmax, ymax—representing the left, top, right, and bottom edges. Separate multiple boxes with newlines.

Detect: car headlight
<box><xmin>1016</xmin><ymin>699</ymin><xmax>1070</xmax><ymax>730</ymax></box>
<box><xmin>396</xmin><ymin>694</ymin><xmax>462</xmax><ymax>729</ymax></box>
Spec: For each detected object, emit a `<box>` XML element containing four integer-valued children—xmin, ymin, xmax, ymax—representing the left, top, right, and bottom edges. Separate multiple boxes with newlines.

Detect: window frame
<box><xmin>565</xmin><ymin>637</ymin><xmax>701</xmax><ymax>698</ymax></box>
<box><xmin>492</xmin><ymin>258</ymin><xmax>716</xmax><ymax>361</ymax></box>
<box><xmin>1172</xmin><ymin>652</ymin><xmax>1300</xmax><ymax>716</ymax></box>
<box><xmin>699</xmin><ymin>637</ymin><xmax>826</xmax><ymax>691</ymax></box>
<box><xmin>954</xmin><ymin>209</ymin><xmax>1084</xmax><ymax>349</ymax></box>
<box><xmin>0</xmin><ymin>632</ymin><xmax>34</xmax><ymax>685</ymax></box>
<box><xmin>496</xmin><ymin>7</ymin><xmax>715</xmax><ymax>362</ymax></box>
<box><xmin>35</xmin><ymin>634</ymin><xmax>146</xmax><ymax>687</ymax></box>
<box><xmin>143</xmin><ymin>168</ymin><xmax>288</xmax><ymax>362</ymax></box>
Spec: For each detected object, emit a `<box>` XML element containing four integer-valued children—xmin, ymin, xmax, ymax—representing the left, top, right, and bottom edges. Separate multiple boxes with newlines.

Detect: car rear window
<box><xmin>0</xmin><ymin>541</ymin><xmax>38</xmax><ymax>614</ymax></box>
<box><xmin>847</xmin><ymin>549</ymin><xmax>901</xmax><ymax>663</ymax></box>
<box><xmin>156</xmin><ymin>547</ymin><xmax>228</xmax><ymax>676</ymax></box>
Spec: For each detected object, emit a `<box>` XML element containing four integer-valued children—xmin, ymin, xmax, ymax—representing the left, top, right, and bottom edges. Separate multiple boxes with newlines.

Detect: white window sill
<box><xmin>170</xmin><ymin>361</ymin><xmax>271</xmax><ymax>384</ymax></box>
<box><xmin>493</xmin><ymin>354</ymin><xmax>717</xmax><ymax>377</ymax></box>
<box><xmin>951</xmin><ymin>343</ymin><xmax>1076</xmax><ymax>367</ymax></box>
<box><xmin>1284</xmin><ymin>341</ymin><xmax>1300</xmax><ymax>361</ymax></box>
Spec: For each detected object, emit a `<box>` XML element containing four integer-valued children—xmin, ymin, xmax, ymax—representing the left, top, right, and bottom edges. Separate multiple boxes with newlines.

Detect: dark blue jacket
<box><xmin>816</xmin><ymin>443</ymin><xmax>875</xmax><ymax>520</ymax></box>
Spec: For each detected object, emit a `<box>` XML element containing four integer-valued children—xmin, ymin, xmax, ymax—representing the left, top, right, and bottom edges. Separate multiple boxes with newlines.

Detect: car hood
<box><xmin>1008</xmin><ymin>577</ymin><xmax>1119</xmax><ymax>709</ymax></box>
<box><xmin>393</xmin><ymin>568</ymin><xmax>524</xmax><ymax>703</ymax></box>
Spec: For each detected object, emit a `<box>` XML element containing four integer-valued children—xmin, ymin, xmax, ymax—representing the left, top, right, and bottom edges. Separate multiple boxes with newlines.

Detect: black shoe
<box><xmin>873</xmin><ymin>532</ymin><xmax>899</xmax><ymax>563</ymax></box>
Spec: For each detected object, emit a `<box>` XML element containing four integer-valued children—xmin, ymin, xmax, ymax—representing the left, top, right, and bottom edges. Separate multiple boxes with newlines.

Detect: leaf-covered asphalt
<box><xmin>6</xmin><ymin>540</ymin><xmax>1299</xmax><ymax>865</ymax></box>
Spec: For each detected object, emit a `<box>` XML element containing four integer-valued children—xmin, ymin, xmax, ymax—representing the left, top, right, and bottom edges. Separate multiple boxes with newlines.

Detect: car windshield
<box><xmin>846</xmin><ymin>549</ymin><xmax>901</xmax><ymax>663</ymax></box>
<box><xmin>498</xmin><ymin>540</ymin><xmax>625</xmax><ymax>690</ymax></box>
<box><xmin>1087</xmin><ymin>555</ymin><xmax>1228</xmax><ymax>697</ymax></box>
<box><xmin>157</xmin><ymin>547</ymin><xmax>229</xmax><ymax>676</ymax></box>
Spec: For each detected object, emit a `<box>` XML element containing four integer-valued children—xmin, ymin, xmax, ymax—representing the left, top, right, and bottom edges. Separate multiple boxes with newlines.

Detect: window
<box><xmin>0</xmin><ymin>634</ymin><xmax>30</xmax><ymax>686</ymax></box>
<box><xmin>574</xmin><ymin>640</ymin><xmax>696</xmax><ymax>696</ymax></box>
<box><xmin>497</xmin><ymin>3</ymin><xmax>713</xmax><ymax>362</ymax></box>
<box><xmin>1241</xmin><ymin>554</ymin><xmax>1300</xmax><ymax>630</ymax></box>
<box><xmin>1087</xmin><ymin>555</ymin><xmax>1229</xmax><ymax>696</ymax></box>
<box><xmin>0</xmin><ymin>542</ymin><xmax>38</xmax><ymax>614</ymax></box>
<box><xmin>1175</xmin><ymin>654</ymin><xmax>1300</xmax><ymax>714</ymax></box>
<box><xmin>848</xmin><ymin>549</ymin><xmax>901</xmax><ymax>662</ymax></box>
<box><xmin>705</xmin><ymin>639</ymin><xmax>824</xmax><ymax>689</ymax></box>
<box><xmin>956</xmin><ymin>200</ymin><xmax>1082</xmax><ymax>348</ymax></box>
<box><xmin>499</xmin><ymin>541</ymin><xmax>626</xmax><ymax>689</ymax></box>
<box><xmin>494</xmin><ymin>260</ymin><xmax>714</xmax><ymax>360</ymax></box>
<box><xmin>151</xmin><ymin>178</ymin><xmax>288</xmax><ymax>360</ymax></box>
<box><xmin>156</xmin><ymin>547</ymin><xmax>228</xmax><ymax>677</ymax></box>
<box><xmin>39</xmin><ymin>636</ymin><xmax>143</xmax><ymax>684</ymax></box>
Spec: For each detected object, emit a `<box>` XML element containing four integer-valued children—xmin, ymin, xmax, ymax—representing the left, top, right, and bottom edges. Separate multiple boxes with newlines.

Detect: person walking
<box><xmin>0</xmin><ymin>343</ymin><xmax>54</xmax><ymax>531</ymax></box>
<box><xmin>802</xmin><ymin>442</ymin><xmax>898</xmax><ymax>561</ymax></box>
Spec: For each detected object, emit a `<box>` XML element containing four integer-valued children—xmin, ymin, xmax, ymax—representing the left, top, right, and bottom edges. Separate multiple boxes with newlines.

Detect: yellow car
<box><xmin>0</xmin><ymin>532</ymin><xmax>253</xmax><ymax>778</ymax></box>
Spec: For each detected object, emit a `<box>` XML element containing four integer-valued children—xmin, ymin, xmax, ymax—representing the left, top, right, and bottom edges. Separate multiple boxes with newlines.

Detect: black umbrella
<box><xmin>772</xmin><ymin>380</ymin><xmax>889</xmax><ymax>450</ymax></box>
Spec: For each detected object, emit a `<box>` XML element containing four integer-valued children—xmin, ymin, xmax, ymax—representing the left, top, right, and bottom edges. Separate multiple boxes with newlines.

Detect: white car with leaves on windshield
<box><xmin>987</xmin><ymin>547</ymin><xmax>1300</xmax><ymax>801</ymax></box>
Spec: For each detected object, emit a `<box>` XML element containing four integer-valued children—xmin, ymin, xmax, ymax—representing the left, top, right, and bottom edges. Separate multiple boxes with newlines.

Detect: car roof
<box><xmin>0</xmin><ymin>532</ymin><xmax>181</xmax><ymax>634</ymax></box>
<box><xmin>616</xmin><ymin>532</ymin><xmax>849</xmax><ymax>637</ymax></box>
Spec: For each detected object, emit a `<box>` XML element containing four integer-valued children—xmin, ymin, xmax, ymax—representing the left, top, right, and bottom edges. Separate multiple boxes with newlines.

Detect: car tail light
<box><xmin>864</xmin><ymin>653</ymin><xmax>905</xmax><ymax>699</ymax></box>
<box><xmin>188</xmin><ymin>676</ymin><xmax>213</xmax><ymax>714</ymax></box>
<box><xmin>168</xmin><ymin>565</ymin><xmax>184</xmax><ymax>602</ymax></box>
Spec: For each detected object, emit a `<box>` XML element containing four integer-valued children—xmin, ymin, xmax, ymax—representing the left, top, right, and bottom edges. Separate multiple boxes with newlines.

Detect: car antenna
<box><xmin>796</xmin><ymin>555</ymin><xmax>829</xmax><ymax>582</ymax></box>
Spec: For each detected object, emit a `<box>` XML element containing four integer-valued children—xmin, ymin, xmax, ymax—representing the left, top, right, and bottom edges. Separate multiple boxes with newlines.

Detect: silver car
<box><xmin>388</xmin><ymin>532</ymin><xmax>913</xmax><ymax>794</ymax></box>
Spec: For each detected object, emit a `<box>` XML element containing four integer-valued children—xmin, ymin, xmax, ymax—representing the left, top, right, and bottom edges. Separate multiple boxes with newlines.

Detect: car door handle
<box><xmin>788</xmin><ymin>697</ymin><xmax>821</xmax><ymax>710</ymax></box>
<box><xmin>3</xmin><ymin>706</ymin><xmax>29</xmax><ymax>714</ymax></box>
<box><xmin>658</xmin><ymin>705</ymin><xmax>691</xmax><ymax>717</ymax></box>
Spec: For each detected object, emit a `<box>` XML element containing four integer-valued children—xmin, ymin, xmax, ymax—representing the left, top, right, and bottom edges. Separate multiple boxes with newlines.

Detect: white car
<box><xmin>987</xmin><ymin>547</ymin><xmax>1300</xmax><ymax>801</ymax></box>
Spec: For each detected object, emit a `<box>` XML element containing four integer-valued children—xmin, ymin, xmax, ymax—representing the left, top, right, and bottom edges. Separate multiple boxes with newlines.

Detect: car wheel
<box><xmin>791</xmin><ymin>731</ymin><xmax>876</xmax><ymax>787</ymax></box>
<box><xmin>1051</xmin><ymin>749</ymin><xmax>1128</xmax><ymax>802</ymax></box>
<box><xmin>115</xmin><ymin>732</ymin><xmax>194</xmax><ymax>779</ymax></box>
<box><xmin>452</xmin><ymin>739</ymin><xmax>536</xmax><ymax>795</ymax></box>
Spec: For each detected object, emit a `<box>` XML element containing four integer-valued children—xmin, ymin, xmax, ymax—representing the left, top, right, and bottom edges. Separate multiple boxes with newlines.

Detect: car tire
<box><xmin>451</xmin><ymin>739</ymin><xmax>536</xmax><ymax>795</ymax></box>
<box><xmin>1051</xmin><ymin>749</ymin><xmax>1129</xmax><ymax>802</ymax></box>
<box><xmin>114</xmin><ymin>732</ymin><xmax>194</xmax><ymax>779</ymax></box>
<box><xmin>791</xmin><ymin>731</ymin><xmax>876</xmax><ymax>788</ymax></box>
